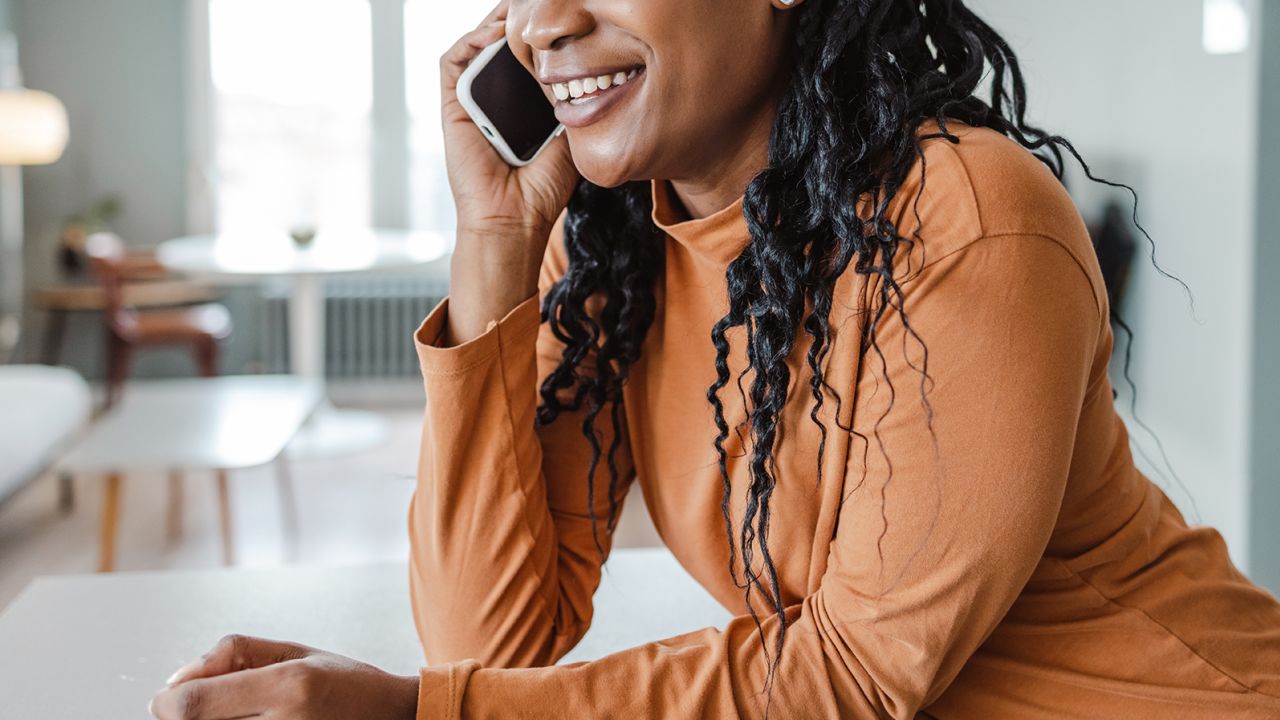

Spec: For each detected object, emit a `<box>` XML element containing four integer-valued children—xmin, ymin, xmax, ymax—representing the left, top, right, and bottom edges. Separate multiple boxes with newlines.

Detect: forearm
<box><xmin>411</xmin><ymin>295</ymin><xmax>570</xmax><ymax>668</ymax></box>
<box><xmin>444</xmin><ymin>225</ymin><xmax>548</xmax><ymax>347</ymax></box>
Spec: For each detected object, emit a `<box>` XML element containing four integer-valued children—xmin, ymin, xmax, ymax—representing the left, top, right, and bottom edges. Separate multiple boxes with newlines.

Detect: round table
<box><xmin>157</xmin><ymin>228</ymin><xmax>450</xmax><ymax>458</ymax></box>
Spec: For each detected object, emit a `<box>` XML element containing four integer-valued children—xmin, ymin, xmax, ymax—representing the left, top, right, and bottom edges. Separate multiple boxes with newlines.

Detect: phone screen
<box><xmin>470</xmin><ymin>44</ymin><xmax>560</xmax><ymax>163</ymax></box>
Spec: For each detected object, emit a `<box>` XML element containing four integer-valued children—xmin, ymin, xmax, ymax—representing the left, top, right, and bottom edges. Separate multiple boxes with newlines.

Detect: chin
<box><xmin>567</xmin><ymin>135</ymin><xmax>646</xmax><ymax>189</ymax></box>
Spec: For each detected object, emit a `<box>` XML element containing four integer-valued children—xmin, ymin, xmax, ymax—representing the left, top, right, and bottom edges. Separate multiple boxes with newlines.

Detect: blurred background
<box><xmin>0</xmin><ymin>0</ymin><xmax>1275</xmax><ymax>608</ymax></box>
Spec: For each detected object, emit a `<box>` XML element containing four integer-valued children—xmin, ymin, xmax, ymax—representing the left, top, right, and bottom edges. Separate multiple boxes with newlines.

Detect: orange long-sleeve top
<box><xmin>408</xmin><ymin>123</ymin><xmax>1280</xmax><ymax>719</ymax></box>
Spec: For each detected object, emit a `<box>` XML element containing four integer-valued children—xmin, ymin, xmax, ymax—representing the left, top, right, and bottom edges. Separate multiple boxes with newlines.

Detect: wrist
<box><xmin>395</xmin><ymin>673</ymin><xmax>421</xmax><ymax>720</ymax></box>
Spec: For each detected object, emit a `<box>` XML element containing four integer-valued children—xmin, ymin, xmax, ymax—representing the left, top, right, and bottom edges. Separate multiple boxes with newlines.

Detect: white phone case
<box><xmin>456</xmin><ymin>39</ymin><xmax>565</xmax><ymax>168</ymax></box>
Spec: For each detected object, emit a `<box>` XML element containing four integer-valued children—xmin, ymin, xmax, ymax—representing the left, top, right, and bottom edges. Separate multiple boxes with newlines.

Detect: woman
<box><xmin>151</xmin><ymin>0</ymin><xmax>1280</xmax><ymax>718</ymax></box>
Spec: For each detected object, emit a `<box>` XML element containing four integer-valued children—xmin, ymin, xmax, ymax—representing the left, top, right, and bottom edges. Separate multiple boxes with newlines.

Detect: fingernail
<box><xmin>166</xmin><ymin>659</ymin><xmax>200</xmax><ymax>686</ymax></box>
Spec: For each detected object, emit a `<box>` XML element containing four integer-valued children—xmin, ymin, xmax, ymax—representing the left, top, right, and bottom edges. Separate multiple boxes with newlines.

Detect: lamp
<box><xmin>0</xmin><ymin>32</ymin><xmax>69</xmax><ymax>363</ymax></box>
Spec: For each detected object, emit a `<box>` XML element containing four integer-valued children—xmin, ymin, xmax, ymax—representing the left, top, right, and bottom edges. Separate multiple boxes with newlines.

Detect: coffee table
<box><xmin>56</xmin><ymin>375</ymin><xmax>323</xmax><ymax>571</ymax></box>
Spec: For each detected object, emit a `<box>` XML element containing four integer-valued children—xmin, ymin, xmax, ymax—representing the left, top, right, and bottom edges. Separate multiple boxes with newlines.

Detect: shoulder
<box><xmin>892</xmin><ymin>120</ymin><xmax>1086</xmax><ymax>244</ymax></box>
<box><xmin>882</xmin><ymin>120</ymin><xmax>1106</xmax><ymax>317</ymax></box>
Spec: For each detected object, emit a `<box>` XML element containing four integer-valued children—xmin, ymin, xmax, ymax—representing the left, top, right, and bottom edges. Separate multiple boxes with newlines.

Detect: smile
<box><xmin>544</xmin><ymin>67</ymin><xmax>646</xmax><ymax>129</ymax></box>
<box><xmin>550</xmin><ymin>69</ymin><xmax>641</xmax><ymax>105</ymax></box>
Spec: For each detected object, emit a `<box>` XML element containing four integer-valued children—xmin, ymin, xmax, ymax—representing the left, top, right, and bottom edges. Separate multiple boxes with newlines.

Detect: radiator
<box><xmin>260</xmin><ymin>276</ymin><xmax>447</xmax><ymax>381</ymax></box>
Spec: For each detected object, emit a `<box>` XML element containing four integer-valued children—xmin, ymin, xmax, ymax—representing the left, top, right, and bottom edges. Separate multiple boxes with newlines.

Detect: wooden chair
<box><xmin>84</xmin><ymin>233</ymin><xmax>233</xmax><ymax>408</ymax></box>
<box><xmin>35</xmin><ymin>281</ymin><xmax>221</xmax><ymax>368</ymax></box>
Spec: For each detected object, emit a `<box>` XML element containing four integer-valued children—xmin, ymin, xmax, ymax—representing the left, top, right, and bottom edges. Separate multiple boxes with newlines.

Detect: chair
<box><xmin>35</xmin><ymin>281</ymin><xmax>221</xmax><ymax>368</ymax></box>
<box><xmin>84</xmin><ymin>233</ymin><xmax>233</xmax><ymax>408</ymax></box>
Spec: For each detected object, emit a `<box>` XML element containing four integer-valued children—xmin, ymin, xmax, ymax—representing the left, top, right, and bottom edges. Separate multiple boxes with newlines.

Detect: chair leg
<box><xmin>105</xmin><ymin>334</ymin><xmax>133</xmax><ymax>409</ymax></box>
<box><xmin>42</xmin><ymin>310</ymin><xmax>68</xmax><ymax>366</ymax></box>
<box><xmin>215</xmin><ymin>469</ymin><xmax>235</xmax><ymax>566</ymax></box>
<box><xmin>57</xmin><ymin>472</ymin><xmax>75</xmax><ymax>514</ymax></box>
<box><xmin>99</xmin><ymin>473</ymin><xmax>123</xmax><ymax>572</ymax></box>
<box><xmin>193</xmin><ymin>338</ymin><xmax>220</xmax><ymax>378</ymax></box>
<box><xmin>275</xmin><ymin>458</ymin><xmax>301</xmax><ymax>563</ymax></box>
<box><xmin>166</xmin><ymin>470</ymin><xmax>184</xmax><ymax>544</ymax></box>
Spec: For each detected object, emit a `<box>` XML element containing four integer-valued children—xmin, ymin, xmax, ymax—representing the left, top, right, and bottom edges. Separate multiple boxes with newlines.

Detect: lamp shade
<box><xmin>0</xmin><ymin>89</ymin><xmax>69</xmax><ymax>165</ymax></box>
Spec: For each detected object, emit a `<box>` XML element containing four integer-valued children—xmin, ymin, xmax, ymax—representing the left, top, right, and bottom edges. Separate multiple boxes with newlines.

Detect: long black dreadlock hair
<box><xmin>534</xmin><ymin>0</ymin><xmax>1185</xmax><ymax>711</ymax></box>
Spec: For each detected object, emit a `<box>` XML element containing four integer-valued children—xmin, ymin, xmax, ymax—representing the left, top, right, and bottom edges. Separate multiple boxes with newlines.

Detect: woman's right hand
<box><xmin>440</xmin><ymin>2</ymin><xmax>580</xmax><ymax>345</ymax></box>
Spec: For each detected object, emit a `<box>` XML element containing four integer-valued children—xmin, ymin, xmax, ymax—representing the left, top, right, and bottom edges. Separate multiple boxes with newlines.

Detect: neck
<box><xmin>665</xmin><ymin>99</ymin><xmax>776</xmax><ymax>221</ymax></box>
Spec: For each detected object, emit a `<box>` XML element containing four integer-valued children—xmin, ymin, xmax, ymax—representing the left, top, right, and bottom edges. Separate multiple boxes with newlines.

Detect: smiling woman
<box><xmin>152</xmin><ymin>0</ymin><xmax>1280</xmax><ymax>718</ymax></box>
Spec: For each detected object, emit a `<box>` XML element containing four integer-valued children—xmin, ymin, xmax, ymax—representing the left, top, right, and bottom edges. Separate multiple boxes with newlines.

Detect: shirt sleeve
<box><xmin>414</xmin><ymin>232</ymin><xmax>1104</xmax><ymax>720</ymax></box>
<box><xmin>408</xmin><ymin>220</ymin><xmax>637</xmax><ymax>672</ymax></box>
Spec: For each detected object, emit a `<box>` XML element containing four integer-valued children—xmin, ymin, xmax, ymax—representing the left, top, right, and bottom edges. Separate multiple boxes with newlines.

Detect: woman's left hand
<box><xmin>149</xmin><ymin>634</ymin><xmax>419</xmax><ymax>720</ymax></box>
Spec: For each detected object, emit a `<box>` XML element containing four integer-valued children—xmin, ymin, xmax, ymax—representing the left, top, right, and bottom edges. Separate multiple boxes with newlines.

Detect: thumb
<box><xmin>166</xmin><ymin>634</ymin><xmax>312</xmax><ymax>687</ymax></box>
<box><xmin>525</xmin><ymin>132</ymin><xmax>580</xmax><ymax>218</ymax></box>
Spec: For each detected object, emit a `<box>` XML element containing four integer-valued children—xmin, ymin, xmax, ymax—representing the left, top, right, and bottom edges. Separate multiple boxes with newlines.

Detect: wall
<box><xmin>12</xmin><ymin>0</ymin><xmax>257</xmax><ymax>378</ymax></box>
<box><xmin>0</xmin><ymin>0</ymin><xmax>11</xmax><ymax>34</ymax></box>
<box><xmin>1249</xmin><ymin>1</ymin><xmax>1280</xmax><ymax>593</ymax></box>
<box><xmin>968</xmin><ymin>0</ymin><xmax>1263</xmax><ymax>574</ymax></box>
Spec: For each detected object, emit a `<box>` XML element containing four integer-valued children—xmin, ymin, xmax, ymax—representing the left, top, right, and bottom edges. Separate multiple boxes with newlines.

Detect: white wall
<box><xmin>968</xmin><ymin>0</ymin><xmax>1263</xmax><ymax>574</ymax></box>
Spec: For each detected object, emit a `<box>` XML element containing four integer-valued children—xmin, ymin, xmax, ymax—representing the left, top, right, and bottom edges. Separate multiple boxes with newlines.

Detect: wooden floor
<box><xmin>0</xmin><ymin>407</ymin><xmax>661</xmax><ymax>610</ymax></box>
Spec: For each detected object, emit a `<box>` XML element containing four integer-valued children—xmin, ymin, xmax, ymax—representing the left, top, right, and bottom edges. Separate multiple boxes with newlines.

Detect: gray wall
<box><xmin>1250</xmin><ymin>2</ymin><xmax>1280</xmax><ymax>593</ymax></box>
<box><xmin>0</xmin><ymin>0</ymin><xmax>12</xmax><ymax>34</ymax></box>
<box><xmin>12</xmin><ymin>0</ymin><xmax>258</xmax><ymax>378</ymax></box>
<box><xmin>969</xmin><ymin>0</ymin><xmax>1264</xmax><ymax>574</ymax></box>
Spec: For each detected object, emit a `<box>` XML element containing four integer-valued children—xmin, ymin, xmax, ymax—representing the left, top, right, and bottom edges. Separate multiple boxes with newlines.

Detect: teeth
<box><xmin>550</xmin><ymin>69</ymin><xmax>640</xmax><ymax>103</ymax></box>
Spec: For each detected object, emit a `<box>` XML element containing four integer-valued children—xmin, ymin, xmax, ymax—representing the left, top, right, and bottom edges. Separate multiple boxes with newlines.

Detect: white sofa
<box><xmin>0</xmin><ymin>366</ymin><xmax>92</xmax><ymax>507</ymax></box>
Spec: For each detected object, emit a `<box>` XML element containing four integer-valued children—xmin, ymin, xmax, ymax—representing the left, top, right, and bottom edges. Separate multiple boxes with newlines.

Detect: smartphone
<box><xmin>457</xmin><ymin>39</ymin><xmax>564</xmax><ymax>167</ymax></box>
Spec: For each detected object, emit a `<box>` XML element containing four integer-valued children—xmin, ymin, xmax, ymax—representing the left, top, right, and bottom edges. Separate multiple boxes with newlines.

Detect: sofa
<box><xmin>0</xmin><ymin>365</ymin><xmax>91</xmax><ymax>508</ymax></box>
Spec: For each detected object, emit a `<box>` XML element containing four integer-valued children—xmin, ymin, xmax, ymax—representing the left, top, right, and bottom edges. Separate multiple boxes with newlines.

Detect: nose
<box><xmin>518</xmin><ymin>0</ymin><xmax>595</xmax><ymax>52</ymax></box>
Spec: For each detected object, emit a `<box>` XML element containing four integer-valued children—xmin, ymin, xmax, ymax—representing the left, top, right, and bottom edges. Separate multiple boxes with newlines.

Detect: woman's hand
<box><xmin>149</xmin><ymin>635</ymin><xmax>418</xmax><ymax>720</ymax></box>
<box><xmin>440</xmin><ymin>1</ymin><xmax>580</xmax><ymax>346</ymax></box>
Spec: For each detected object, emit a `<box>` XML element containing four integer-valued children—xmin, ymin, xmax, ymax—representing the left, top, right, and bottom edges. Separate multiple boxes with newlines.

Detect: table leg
<box><xmin>57</xmin><ymin>472</ymin><xmax>75</xmax><ymax>514</ymax></box>
<box><xmin>42</xmin><ymin>309</ymin><xmax>68</xmax><ymax>366</ymax></box>
<box><xmin>289</xmin><ymin>274</ymin><xmax>324</xmax><ymax>380</ymax></box>
<box><xmin>275</xmin><ymin>458</ymin><xmax>301</xmax><ymax>562</ymax></box>
<box><xmin>166</xmin><ymin>470</ymin><xmax>185</xmax><ymax>544</ymax></box>
<box><xmin>98</xmin><ymin>473</ymin><xmax>123</xmax><ymax>573</ymax></box>
<box><xmin>283</xmin><ymin>274</ymin><xmax>389</xmax><ymax>459</ymax></box>
<box><xmin>216</xmin><ymin>470</ymin><xmax>235</xmax><ymax>566</ymax></box>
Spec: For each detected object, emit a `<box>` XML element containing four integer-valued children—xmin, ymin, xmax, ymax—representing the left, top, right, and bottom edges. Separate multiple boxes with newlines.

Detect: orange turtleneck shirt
<box><xmin>407</xmin><ymin>123</ymin><xmax>1280</xmax><ymax>719</ymax></box>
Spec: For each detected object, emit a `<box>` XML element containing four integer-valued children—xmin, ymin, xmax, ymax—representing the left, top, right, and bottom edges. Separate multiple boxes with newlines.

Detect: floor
<box><xmin>0</xmin><ymin>405</ymin><xmax>662</xmax><ymax>610</ymax></box>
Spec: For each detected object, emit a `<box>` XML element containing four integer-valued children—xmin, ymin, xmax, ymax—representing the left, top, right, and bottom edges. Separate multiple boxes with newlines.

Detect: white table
<box><xmin>157</xmin><ymin>229</ymin><xmax>450</xmax><ymax>458</ymax></box>
<box><xmin>57</xmin><ymin>376</ymin><xmax>324</xmax><ymax>570</ymax></box>
<box><xmin>0</xmin><ymin>549</ymin><xmax>732</xmax><ymax>719</ymax></box>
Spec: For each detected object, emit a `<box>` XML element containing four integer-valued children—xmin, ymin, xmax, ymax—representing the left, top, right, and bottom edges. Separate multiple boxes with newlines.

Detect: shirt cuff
<box><xmin>417</xmin><ymin>661</ymin><xmax>481</xmax><ymax>720</ymax></box>
<box><xmin>414</xmin><ymin>294</ymin><xmax>541</xmax><ymax>376</ymax></box>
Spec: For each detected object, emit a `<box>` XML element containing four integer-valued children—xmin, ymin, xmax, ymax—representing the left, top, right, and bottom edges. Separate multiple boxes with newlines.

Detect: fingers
<box><xmin>151</xmin><ymin>662</ymin><xmax>294</xmax><ymax>720</ymax></box>
<box><xmin>439</xmin><ymin>20</ymin><xmax>508</xmax><ymax>97</ymax></box>
<box><xmin>481</xmin><ymin>0</ymin><xmax>509</xmax><ymax>26</ymax></box>
<box><xmin>166</xmin><ymin>634</ymin><xmax>312</xmax><ymax>687</ymax></box>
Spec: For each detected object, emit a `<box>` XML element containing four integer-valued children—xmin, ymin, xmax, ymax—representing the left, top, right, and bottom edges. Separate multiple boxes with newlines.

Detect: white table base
<box><xmin>287</xmin><ymin>275</ymin><xmax>389</xmax><ymax>459</ymax></box>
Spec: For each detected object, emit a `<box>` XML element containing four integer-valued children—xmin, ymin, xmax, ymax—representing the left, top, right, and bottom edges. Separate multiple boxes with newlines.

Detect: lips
<box><xmin>544</xmin><ymin>67</ymin><xmax>646</xmax><ymax>129</ymax></box>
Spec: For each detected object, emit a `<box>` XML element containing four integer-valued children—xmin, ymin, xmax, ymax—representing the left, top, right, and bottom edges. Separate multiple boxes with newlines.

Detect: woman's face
<box><xmin>508</xmin><ymin>0</ymin><xmax>797</xmax><ymax>189</ymax></box>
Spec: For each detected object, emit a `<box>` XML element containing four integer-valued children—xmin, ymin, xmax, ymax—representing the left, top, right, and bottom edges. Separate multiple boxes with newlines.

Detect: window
<box><xmin>197</xmin><ymin>0</ymin><xmax>488</xmax><ymax>240</ymax></box>
<box><xmin>208</xmin><ymin>0</ymin><xmax>373</xmax><ymax>233</ymax></box>
<box><xmin>404</xmin><ymin>1</ymin><xmax>489</xmax><ymax>236</ymax></box>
